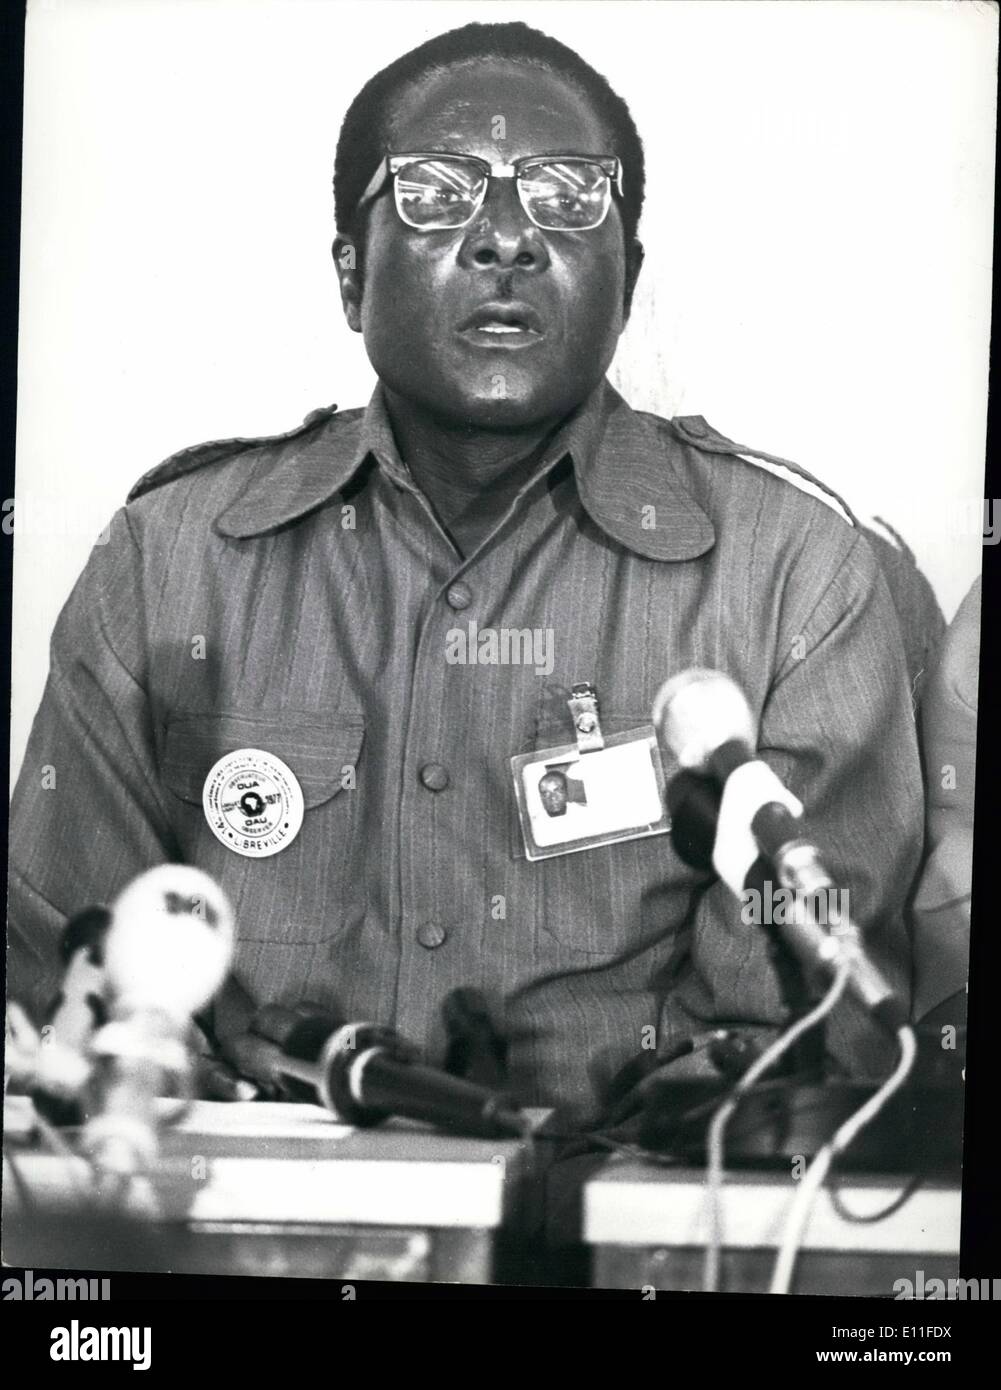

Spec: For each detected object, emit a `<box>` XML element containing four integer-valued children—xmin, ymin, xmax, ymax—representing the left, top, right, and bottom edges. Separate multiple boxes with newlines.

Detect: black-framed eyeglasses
<box><xmin>356</xmin><ymin>153</ymin><xmax>624</xmax><ymax>232</ymax></box>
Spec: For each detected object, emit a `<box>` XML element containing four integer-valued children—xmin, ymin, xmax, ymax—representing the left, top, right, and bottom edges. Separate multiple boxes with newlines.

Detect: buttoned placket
<box><xmin>381</xmin><ymin>449</ymin><xmax>571</xmax><ymax>1043</ymax></box>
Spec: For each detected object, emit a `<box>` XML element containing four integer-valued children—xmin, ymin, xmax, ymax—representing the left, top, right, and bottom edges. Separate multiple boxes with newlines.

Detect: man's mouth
<box><xmin>457</xmin><ymin>302</ymin><xmax>545</xmax><ymax>347</ymax></box>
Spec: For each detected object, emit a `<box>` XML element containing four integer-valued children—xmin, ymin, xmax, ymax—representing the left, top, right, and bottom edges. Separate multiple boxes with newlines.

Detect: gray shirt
<box><xmin>8</xmin><ymin>380</ymin><xmax>924</xmax><ymax>1118</ymax></box>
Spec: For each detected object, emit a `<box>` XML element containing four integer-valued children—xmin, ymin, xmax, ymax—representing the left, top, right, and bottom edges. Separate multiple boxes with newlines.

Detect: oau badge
<box><xmin>202</xmin><ymin>748</ymin><xmax>305</xmax><ymax>858</ymax></box>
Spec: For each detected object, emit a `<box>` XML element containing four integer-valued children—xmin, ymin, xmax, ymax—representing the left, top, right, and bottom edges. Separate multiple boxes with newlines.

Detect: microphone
<box><xmin>654</xmin><ymin>669</ymin><xmax>805</xmax><ymax>889</ymax></box>
<box><xmin>16</xmin><ymin>906</ymin><xmax>113</xmax><ymax>1124</ymax></box>
<box><xmin>81</xmin><ymin>866</ymin><xmax>235</xmax><ymax>1181</ymax></box>
<box><xmin>654</xmin><ymin>667</ymin><xmax>759</xmax><ymax>781</ymax></box>
<box><xmin>665</xmin><ymin>770</ymin><xmax>722</xmax><ymax>872</ymax></box>
<box><xmin>653</xmin><ymin>669</ymin><xmax>906</xmax><ymax>1031</ymax></box>
<box><xmin>228</xmin><ymin>1004</ymin><xmax>529</xmax><ymax>1139</ymax></box>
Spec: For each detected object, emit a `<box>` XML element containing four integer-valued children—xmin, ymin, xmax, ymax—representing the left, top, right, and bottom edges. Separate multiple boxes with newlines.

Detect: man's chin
<box><xmin>375</xmin><ymin>361</ymin><xmax>594</xmax><ymax>434</ymax></box>
<box><xmin>428</xmin><ymin>386</ymin><xmax>579</xmax><ymax>434</ymax></box>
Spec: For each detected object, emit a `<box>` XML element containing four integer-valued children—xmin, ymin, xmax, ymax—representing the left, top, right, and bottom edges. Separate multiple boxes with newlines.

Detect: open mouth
<box><xmin>477</xmin><ymin>323</ymin><xmax>531</xmax><ymax>335</ymax></box>
<box><xmin>457</xmin><ymin>302</ymin><xmax>545</xmax><ymax>347</ymax></box>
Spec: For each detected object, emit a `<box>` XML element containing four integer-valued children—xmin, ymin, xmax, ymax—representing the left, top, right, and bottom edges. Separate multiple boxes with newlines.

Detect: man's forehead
<box><xmin>385</xmin><ymin>60</ymin><xmax>613</xmax><ymax>156</ymax></box>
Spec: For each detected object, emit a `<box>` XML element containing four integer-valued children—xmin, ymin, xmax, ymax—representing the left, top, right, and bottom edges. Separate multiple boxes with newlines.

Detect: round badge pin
<box><xmin>202</xmin><ymin>748</ymin><xmax>305</xmax><ymax>858</ymax></box>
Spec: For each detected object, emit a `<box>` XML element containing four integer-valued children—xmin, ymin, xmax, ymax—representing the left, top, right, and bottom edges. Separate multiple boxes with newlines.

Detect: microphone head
<box><xmin>103</xmin><ymin>866</ymin><xmax>235</xmax><ymax>1021</ymax></box>
<box><xmin>652</xmin><ymin>668</ymin><xmax>757</xmax><ymax>771</ymax></box>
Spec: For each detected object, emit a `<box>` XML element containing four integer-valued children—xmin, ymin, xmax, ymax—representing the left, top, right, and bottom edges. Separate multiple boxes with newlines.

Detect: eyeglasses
<box><xmin>356</xmin><ymin>153</ymin><xmax>623</xmax><ymax>232</ymax></box>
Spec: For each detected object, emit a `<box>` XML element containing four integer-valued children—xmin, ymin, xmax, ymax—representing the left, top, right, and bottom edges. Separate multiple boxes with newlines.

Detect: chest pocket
<box><xmin>510</xmin><ymin>715</ymin><xmax>691</xmax><ymax>958</ymax></box>
<box><xmin>160</xmin><ymin>711</ymin><xmax>365</xmax><ymax>945</ymax></box>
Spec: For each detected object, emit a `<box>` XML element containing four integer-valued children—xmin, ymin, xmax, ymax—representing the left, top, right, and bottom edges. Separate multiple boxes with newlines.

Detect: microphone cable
<box><xmin>702</xmin><ymin>959</ymin><xmax>852</xmax><ymax>1293</ymax></box>
<box><xmin>769</xmin><ymin>1023</ymin><xmax>917</xmax><ymax>1295</ymax></box>
<box><xmin>827</xmin><ymin>1170</ymin><xmax>925</xmax><ymax>1225</ymax></box>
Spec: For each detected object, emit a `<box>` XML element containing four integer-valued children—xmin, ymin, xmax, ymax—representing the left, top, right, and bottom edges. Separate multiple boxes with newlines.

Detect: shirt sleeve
<box><xmin>7</xmin><ymin>507</ymin><xmax>178</xmax><ymax>1023</ymax></box>
<box><xmin>668</xmin><ymin>526</ymin><xmax>925</xmax><ymax>1078</ymax></box>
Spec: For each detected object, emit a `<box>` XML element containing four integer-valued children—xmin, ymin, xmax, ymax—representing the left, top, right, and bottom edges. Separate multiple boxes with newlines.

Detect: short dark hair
<box><xmin>333</xmin><ymin>21</ymin><xmax>646</xmax><ymax>252</ymax></box>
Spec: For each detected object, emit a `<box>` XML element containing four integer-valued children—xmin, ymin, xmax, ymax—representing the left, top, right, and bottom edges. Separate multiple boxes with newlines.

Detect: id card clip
<box><xmin>568</xmin><ymin>682</ymin><xmax>604</xmax><ymax>754</ymax></box>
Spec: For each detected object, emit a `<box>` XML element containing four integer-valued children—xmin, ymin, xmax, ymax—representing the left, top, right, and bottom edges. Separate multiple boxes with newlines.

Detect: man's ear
<box><xmin>623</xmin><ymin>238</ymin><xmax>645</xmax><ymax>321</ymax></box>
<box><xmin>333</xmin><ymin>235</ymin><xmax>363</xmax><ymax>333</ymax></box>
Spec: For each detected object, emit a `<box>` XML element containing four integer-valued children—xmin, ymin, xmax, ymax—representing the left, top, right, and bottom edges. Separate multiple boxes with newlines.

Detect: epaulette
<box><xmin>671</xmin><ymin>416</ymin><xmax>945</xmax><ymax>707</ymax></box>
<box><xmin>670</xmin><ymin>414</ymin><xmax>860</xmax><ymax>527</ymax></box>
<box><xmin>126</xmin><ymin>403</ymin><xmax>340</xmax><ymax>503</ymax></box>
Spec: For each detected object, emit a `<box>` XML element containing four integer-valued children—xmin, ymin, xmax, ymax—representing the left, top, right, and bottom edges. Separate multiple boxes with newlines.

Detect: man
<box><xmin>539</xmin><ymin>768</ymin><xmax>588</xmax><ymax>819</ymax></box>
<box><xmin>911</xmin><ymin>576</ymin><xmax>980</xmax><ymax>1028</ymax></box>
<box><xmin>8</xmin><ymin>22</ymin><xmax>924</xmax><ymax>1121</ymax></box>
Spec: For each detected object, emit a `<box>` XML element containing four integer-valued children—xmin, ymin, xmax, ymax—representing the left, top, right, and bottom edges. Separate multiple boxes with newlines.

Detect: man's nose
<box><xmin>457</xmin><ymin>178</ymin><xmax>550</xmax><ymax>272</ymax></box>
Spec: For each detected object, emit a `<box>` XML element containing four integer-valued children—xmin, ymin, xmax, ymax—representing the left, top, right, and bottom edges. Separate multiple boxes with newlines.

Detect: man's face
<box><xmin>538</xmin><ymin>770</ymin><xmax>569</xmax><ymax>817</ymax></box>
<box><xmin>342</xmin><ymin>61</ymin><xmax>630</xmax><ymax>431</ymax></box>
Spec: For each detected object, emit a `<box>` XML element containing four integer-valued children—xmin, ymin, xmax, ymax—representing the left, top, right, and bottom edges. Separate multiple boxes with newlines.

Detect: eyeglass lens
<box><xmin>394</xmin><ymin>157</ymin><xmax>612</xmax><ymax>231</ymax></box>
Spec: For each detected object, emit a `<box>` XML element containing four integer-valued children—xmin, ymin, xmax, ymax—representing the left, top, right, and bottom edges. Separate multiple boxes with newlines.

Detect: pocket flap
<box><xmin>161</xmin><ymin>712</ymin><xmax>364</xmax><ymax>809</ymax></box>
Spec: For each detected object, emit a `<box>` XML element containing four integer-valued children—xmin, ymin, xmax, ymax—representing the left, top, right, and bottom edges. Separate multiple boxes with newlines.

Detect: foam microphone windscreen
<box><xmin>103</xmin><ymin>865</ymin><xmax>235</xmax><ymax>1022</ymax></box>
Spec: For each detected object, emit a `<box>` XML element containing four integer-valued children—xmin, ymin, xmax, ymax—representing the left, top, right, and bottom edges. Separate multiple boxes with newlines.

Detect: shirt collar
<box><xmin>214</xmin><ymin>380</ymin><xmax>715</xmax><ymax>561</ymax></box>
<box><xmin>569</xmin><ymin>382</ymin><xmax>716</xmax><ymax>560</ymax></box>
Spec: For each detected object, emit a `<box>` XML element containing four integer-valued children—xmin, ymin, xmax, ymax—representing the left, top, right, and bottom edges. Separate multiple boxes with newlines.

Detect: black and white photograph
<box><xmin>1</xmin><ymin>0</ymin><xmax>997</xmax><ymax>1331</ymax></box>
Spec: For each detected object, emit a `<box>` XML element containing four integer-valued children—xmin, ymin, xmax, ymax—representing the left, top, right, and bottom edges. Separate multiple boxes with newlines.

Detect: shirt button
<box><xmin>416</xmin><ymin>921</ymin><xmax>448</xmax><ymax>950</ymax></box>
<box><xmin>446</xmin><ymin>582</ymin><xmax>472</xmax><ymax>611</ymax></box>
<box><xmin>419</xmin><ymin>762</ymin><xmax>450</xmax><ymax>792</ymax></box>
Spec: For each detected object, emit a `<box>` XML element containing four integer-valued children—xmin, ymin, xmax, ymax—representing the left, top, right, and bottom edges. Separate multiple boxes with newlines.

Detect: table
<box><xmin>583</xmin><ymin>1159</ymin><xmax>962</xmax><ymax>1295</ymax></box>
<box><xmin>3</xmin><ymin>1097</ymin><xmax>542</xmax><ymax>1283</ymax></box>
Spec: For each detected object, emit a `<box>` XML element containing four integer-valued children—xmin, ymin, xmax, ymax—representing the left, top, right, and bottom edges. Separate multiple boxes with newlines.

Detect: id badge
<box><xmin>511</xmin><ymin>687</ymin><xmax>671</xmax><ymax>861</ymax></box>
